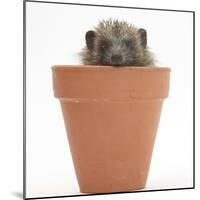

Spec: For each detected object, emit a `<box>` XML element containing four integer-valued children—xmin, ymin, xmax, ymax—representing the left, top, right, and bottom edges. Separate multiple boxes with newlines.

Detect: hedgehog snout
<box><xmin>111</xmin><ymin>54</ymin><xmax>123</xmax><ymax>64</ymax></box>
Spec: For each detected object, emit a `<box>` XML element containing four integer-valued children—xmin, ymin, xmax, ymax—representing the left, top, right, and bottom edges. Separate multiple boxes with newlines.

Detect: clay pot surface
<box><xmin>52</xmin><ymin>65</ymin><xmax>170</xmax><ymax>193</ymax></box>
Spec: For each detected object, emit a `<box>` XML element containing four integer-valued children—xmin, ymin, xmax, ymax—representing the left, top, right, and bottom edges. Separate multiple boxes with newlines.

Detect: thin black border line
<box><xmin>23</xmin><ymin>0</ymin><xmax>195</xmax><ymax>199</ymax></box>
<box><xmin>23</xmin><ymin>0</ymin><xmax>26</xmax><ymax>199</ymax></box>
<box><xmin>193</xmin><ymin>11</ymin><xmax>195</xmax><ymax>189</ymax></box>
<box><xmin>25</xmin><ymin>0</ymin><xmax>194</xmax><ymax>13</ymax></box>
<box><xmin>25</xmin><ymin>187</ymin><xmax>194</xmax><ymax>200</ymax></box>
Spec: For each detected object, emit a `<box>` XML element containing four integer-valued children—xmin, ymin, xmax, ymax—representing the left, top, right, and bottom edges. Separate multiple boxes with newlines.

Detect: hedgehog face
<box><xmin>83</xmin><ymin>20</ymin><xmax>151</xmax><ymax>66</ymax></box>
<box><xmin>96</xmin><ymin>35</ymin><xmax>140</xmax><ymax>66</ymax></box>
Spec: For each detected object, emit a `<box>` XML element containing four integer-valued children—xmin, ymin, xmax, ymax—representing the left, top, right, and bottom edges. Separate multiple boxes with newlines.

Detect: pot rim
<box><xmin>52</xmin><ymin>65</ymin><xmax>171</xmax><ymax>72</ymax></box>
<box><xmin>52</xmin><ymin>65</ymin><xmax>171</xmax><ymax>100</ymax></box>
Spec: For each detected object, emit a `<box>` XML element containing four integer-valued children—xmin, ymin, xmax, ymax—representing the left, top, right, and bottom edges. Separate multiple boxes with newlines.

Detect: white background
<box><xmin>0</xmin><ymin>0</ymin><xmax>199</xmax><ymax>200</ymax></box>
<box><xmin>26</xmin><ymin>1</ymin><xmax>193</xmax><ymax>198</ymax></box>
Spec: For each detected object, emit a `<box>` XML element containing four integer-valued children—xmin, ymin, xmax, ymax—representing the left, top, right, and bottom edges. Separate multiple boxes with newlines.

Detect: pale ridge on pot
<box><xmin>52</xmin><ymin>65</ymin><xmax>171</xmax><ymax>193</ymax></box>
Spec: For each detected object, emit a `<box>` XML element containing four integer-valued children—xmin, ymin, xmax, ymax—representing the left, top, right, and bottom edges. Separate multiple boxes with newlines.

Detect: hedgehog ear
<box><xmin>85</xmin><ymin>30</ymin><xmax>96</xmax><ymax>50</ymax></box>
<box><xmin>138</xmin><ymin>28</ymin><xmax>147</xmax><ymax>48</ymax></box>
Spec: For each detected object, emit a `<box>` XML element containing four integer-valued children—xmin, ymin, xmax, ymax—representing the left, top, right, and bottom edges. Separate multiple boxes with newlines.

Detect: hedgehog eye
<box><xmin>124</xmin><ymin>39</ymin><xmax>133</xmax><ymax>48</ymax></box>
<box><xmin>99</xmin><ymin>41</ymin><xmax>109</xmax><ymax>51</ymax></box>
<box><xmin>101</xmin><ymin>44</ymin><xmax>107</xmax><ymax>49</ymax></box>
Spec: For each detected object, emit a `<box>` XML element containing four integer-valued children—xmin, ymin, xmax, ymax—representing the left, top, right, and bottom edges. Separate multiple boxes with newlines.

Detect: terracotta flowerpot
<box><xmin>52</xmin><ymin>65</ymin><xmax>170</xmax><ymax>194</ymax></box>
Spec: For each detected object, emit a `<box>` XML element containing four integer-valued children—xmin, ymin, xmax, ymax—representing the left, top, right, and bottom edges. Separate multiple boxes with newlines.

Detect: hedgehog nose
<box><xmin>111</xmin><ymin>54</ymin><xmax>122</xmax><ymax>63</ymax></box>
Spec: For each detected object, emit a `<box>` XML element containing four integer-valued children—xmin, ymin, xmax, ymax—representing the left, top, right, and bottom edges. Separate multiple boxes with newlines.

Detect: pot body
<box><xmin>52</xmin><ymin>65</ymin><xmax>170</xmax><ymax>193</ymax></box>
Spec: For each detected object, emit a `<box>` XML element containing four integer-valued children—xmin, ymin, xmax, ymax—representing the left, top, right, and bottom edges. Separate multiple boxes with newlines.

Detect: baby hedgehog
<box><xmin>80</xmin><ymin>19</ymin><xmax>155</xmax><ymax>66</ymax></box>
